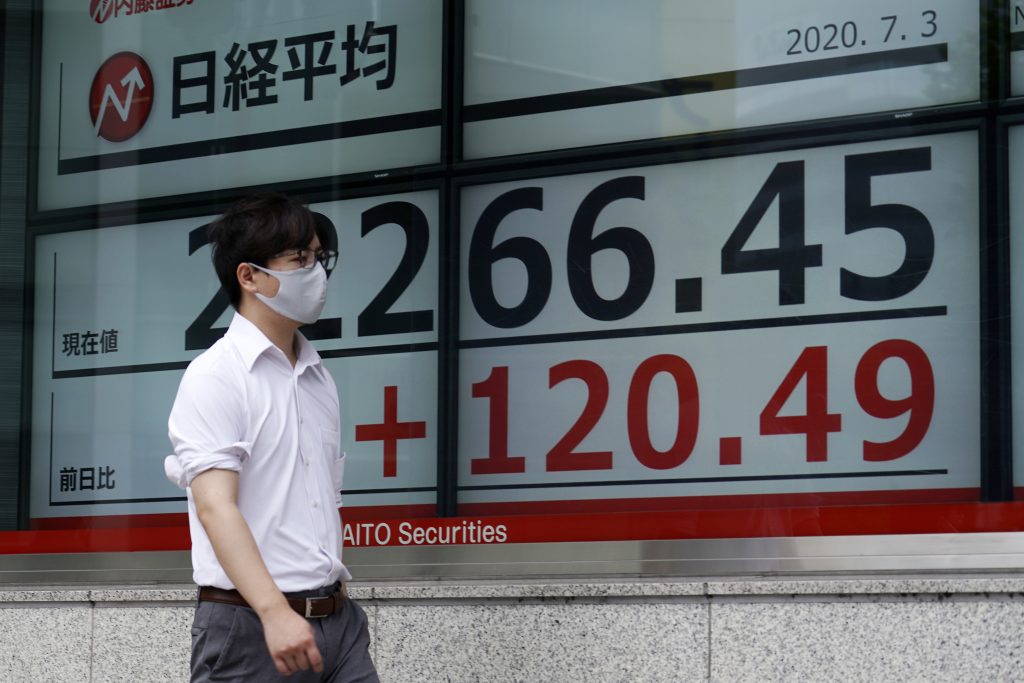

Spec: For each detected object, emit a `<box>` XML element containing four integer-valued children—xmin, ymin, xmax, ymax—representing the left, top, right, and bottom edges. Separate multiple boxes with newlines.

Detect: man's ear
<box><xmin>236</xmin><ymin>262</ymin><xmax>260</xmax><ymax>294</ymax></box>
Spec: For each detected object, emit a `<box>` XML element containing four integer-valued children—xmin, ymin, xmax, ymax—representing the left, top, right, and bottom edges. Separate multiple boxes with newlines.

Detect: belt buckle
<box><xmin>303</xmin><ymin>598</ymin><xmax>327</xmax><ymax>618</ymax></box>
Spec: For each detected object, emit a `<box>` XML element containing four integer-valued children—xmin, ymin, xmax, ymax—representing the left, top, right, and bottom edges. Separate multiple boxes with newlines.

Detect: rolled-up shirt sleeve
<box><xmin>166</xmin><ymin>368</ymin><xmax>251</xmax><ymax>489</ymax></box>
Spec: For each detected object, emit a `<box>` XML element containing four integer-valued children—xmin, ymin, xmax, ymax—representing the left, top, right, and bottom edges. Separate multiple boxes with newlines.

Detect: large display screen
<box><xmin>36</xmin><ymin>0</ymin><xmax>442</xmax><ymax>211</ymax></box>
<box><xmin>458</xmin><ymin>131</ymin><xmax>980</xmax><ymax>512</ymax></box>
<box><xmin>30</xmin><ymin>191</ymin><xmax>439</xmax><ymax>521</ymax></box>
<box><xmin>18</xmin><ymin>2</ymin><xmax>1011</xmax><ymax>556</ymax></box>
<box><xmin>464</xmin><ymin>0</ymin><xmax>980</xmax><ymax>158</ymax></box>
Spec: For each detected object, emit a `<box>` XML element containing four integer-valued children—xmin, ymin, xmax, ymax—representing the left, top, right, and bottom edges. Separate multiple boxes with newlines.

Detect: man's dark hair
<box><xmin>207</xmin><ymin>192</ymin><xmax>320</xmax><ymax>309</ymax></box>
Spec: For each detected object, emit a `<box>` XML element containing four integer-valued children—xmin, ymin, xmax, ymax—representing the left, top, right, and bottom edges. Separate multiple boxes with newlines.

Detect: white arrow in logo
<box><xmin>93</xmin><ymin>66</ymin><xmax>146</xmax><ymax>136</ymax></box>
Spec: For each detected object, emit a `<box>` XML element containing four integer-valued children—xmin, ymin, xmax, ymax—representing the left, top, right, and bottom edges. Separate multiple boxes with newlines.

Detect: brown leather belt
<box><xmin>198</xmin><ymin>584</ymin><xmax>347</xmax><ymax>618</ymax></box>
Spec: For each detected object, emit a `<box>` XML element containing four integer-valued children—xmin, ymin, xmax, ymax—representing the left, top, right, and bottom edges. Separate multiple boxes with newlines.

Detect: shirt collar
<box><xmin>293</xmin><ymin>329</ymin><xmax>322</xmax><ymax>374</ymax></box>
<box><xmin>226</xmin><ymin>313</ymin><xmax>322</xmax><ymax>373</ymax></box>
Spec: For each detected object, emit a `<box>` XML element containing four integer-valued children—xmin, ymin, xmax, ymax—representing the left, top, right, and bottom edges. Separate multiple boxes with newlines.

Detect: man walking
<box><xmin>165</xmin><ymin>193</ymin><xmax>379</xmax><ymax>681</ymax></box>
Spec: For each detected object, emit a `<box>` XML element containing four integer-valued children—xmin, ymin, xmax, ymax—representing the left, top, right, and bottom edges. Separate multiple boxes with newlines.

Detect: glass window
<box><xmin>464</xmin><ymin>0</ymin><xmax>979</xmax><ymax>158</ymax></box>
<box><xmin>37</xmin><ymin>0</ymin><xmax>443</xmax><ymax>211</ymax></box>
<box><xmin>0</xmin><ymin>0</ymin><xmax>1019</xmax><ymax>577</ymax></box>
<box><xmin>458</xmin><ymin>131</ymin><xmax>980</xmax><ymax>521</ymax></box>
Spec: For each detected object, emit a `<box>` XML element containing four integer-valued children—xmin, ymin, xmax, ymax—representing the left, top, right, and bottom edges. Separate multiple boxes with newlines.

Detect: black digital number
<box><xmin>721</xmin><ymin>161</ymin><xmax>822</xmax><ymax>306</ymax></box>
<box><xmin>786</xmin><ymin>29</ymin><xmax>802</xmax><ymax>55</ymax></box>
<box><xmin>464</xmin><ymin>144</ymin><xmax>936</xmax><ymax>330</ymax></box>
<box><xmin>921</xmin><ymin>10</ymin><xmax>937</xmax><ymax>38</ymax></box>
<box><xmin>881</xmin><ymin>15</ymin><xmax>897</xmax><ymax>42</ymax></box>
<box><xmin>566</xmin><ymin>176</ymin><xmax>654</xmax><ymax>321</ymax></box>
<box><xmin>841</xmin><ymin>148</ymin><xmax>934</xmax><ymax>301</ymax></box>
<box><xmin>841</xmin><ymin>21</ymin><xmax>858</xmax><ymax>47</ymax></box>
<box><xmin>185</xmin><ymin>223</ymin><xmax>229</xmax><ymax>351</ymax></box>
<box><xmin>822</xmin><ymin>24</ymin><xmax>839</xmax><ymax>51</ymax></box>
<box><xmin>788</xmin><ymin>23</ymin><xmax>856</xmax><ymax>55</ymax></box>
<box><xmin>357</xmin><ymin>202</ymin><xmax>434</xmax><ymax>336</ymax></box>
<box><xmin>468</xmin><ymin>187</ymin><xmax>552</xmax><ymax>328</ymax></box>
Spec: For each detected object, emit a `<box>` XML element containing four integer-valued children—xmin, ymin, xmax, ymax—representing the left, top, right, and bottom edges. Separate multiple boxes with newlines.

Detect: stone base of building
<box><xmin>1</xmin><ymin>576</ymin><xmax>1022</xmax><ymax>681</ymax></box>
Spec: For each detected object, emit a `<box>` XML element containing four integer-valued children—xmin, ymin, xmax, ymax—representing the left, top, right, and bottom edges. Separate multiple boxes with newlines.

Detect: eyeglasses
<box><xmin>273</xmin><ymin>248</ymin><xmax>338</xmax><ymax>272</ymax></box>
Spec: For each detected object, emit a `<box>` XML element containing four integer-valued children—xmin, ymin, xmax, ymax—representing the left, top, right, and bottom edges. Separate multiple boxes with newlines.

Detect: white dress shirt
<box><xmin>166</xmin><ymin>313</ymin><xmax>350</xmax><ymax>591</ymax></box>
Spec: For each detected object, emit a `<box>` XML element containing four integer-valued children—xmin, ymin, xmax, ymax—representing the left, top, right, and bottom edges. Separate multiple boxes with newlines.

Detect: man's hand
<box><xmin>260</xmin><ymin>604</ymin><xmax>324</xmax><ymax>676</ymax></box>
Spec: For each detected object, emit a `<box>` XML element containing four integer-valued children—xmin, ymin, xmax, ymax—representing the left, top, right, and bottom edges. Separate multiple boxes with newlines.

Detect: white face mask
<box><xmin>248</xmin><ymin>262</ymin><xmax>328</xmax><ymax>325</ymax></box>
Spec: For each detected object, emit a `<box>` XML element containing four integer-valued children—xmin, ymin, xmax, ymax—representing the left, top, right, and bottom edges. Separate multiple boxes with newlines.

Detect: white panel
<box><xmin>30</xmin><ymin>190</ymin><xmax>439</xmax><ymax>518</ymax></box>
<box><xmin>458</xmin><ymin>131</ymin><xmax>980</xmax><ymax>504</ymax></box>
<box><xmin>465</xmin><ymin>0</ymin><xmax>980</xmax><ymax>157</ymax></box>
<box><xmin>37</xmin><ymin>0</ymin><xmax>442</xmax><ymax>210</ymax></box>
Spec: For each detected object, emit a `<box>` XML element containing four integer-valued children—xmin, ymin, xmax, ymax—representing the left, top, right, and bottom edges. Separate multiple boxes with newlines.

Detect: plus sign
<box><xmin>355</xmin><ymin>385</ymin><xmax>427</xmax><ymax>477</ymax></box>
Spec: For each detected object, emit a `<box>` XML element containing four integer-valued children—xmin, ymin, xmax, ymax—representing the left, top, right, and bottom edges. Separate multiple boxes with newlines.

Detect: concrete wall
<box><xmin>1</xmin><ymin>576</ymin><xmax>1024</xmax><ymax>682</ymax></box>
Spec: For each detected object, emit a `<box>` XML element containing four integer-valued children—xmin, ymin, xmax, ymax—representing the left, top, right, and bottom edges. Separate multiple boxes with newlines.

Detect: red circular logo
<box><xmin>89</xmin><ymin>52</ymin><xmax>154</xmax><ymax>142</ymax></box>
<box><xmin>89</xmin><ymin>0</ymin><xmax>115</xmax><ymax>24</ymax></box>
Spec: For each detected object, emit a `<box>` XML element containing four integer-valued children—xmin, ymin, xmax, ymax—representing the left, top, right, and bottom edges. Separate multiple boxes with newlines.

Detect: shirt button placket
<box><xmin>294</xmin><ymin>374</ymin><xmax>324</xmax><ymax>535</ymax></box>
<box><xmin>293</xmin><ymin>376</ymin><xmax>305</xmax><ymax>463</ymax></box>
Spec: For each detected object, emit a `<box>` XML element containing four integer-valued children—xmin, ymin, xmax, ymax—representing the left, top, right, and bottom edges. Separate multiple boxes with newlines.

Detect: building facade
<box><xmin>2</xmin><ymin>1</ymin><xmax>1024</xmax><ymax>680</ymax></box>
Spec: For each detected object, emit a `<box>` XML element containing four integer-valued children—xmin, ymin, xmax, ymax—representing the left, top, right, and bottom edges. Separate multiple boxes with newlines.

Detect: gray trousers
<box><xmin>190</xmin><ymin>586</ymin><xmax>379</xmax><ymax>682</ymax></box>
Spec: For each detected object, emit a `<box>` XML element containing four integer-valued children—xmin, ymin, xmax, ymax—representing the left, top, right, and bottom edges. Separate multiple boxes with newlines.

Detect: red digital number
<box><xmin>760</xmin><ymin>346</ymin><xmax>842</xmax><ymax>461</ymax></box>
<box><xmin>627</xmin><ymin>354</ymin><xmax>700</xmax><ymax>470</ymax></box>
<box><xmin>855</xmin><ymin>339</ymin><xmax>934</xmax><ymax>461</ymax></box>
<box><xmin>471</xmin><ymin>341</ymin><xmax>935</xmax><ymax>477</ymax></box>
<box><xmin>470</xmin><ymin>366</ymin><xmax>526</xmax><ymax>474</ymax></box>
<box><xmin>546</xmin><ymin>360</ymin><xmax>613</xmax><ymax>471</ymax></box>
